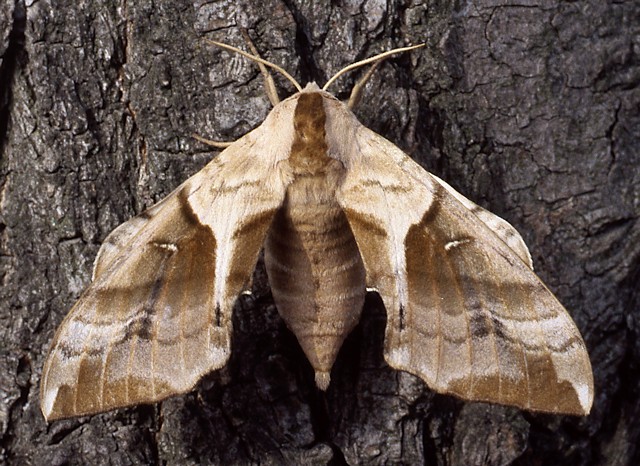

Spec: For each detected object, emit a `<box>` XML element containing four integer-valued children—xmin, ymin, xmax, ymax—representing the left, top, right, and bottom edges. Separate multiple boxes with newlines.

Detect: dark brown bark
<box><xmin>1</xmin><ymin>0</ymin><xmax>638</xmax><ymax>464</ymax></box>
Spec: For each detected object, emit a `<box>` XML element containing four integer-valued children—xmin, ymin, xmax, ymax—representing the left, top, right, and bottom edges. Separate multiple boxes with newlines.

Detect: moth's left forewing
<box><xmin>187</xmin><ymin>105</ymin><xmax>296</xmax><ymax>305</ymax></box>
<box><xmin>41</xmin><ymin>180</ymin><xmax>225</xmax><ymax>420</ymax></box>
<box><xmin>327</xmin><ymin>98</ymin><xmax>593</xmax><ymax>415</ymax></box>
<box><xmin>40</xmin><ymin>99</ymin><xmax>296</xmax><ymax>421</ymax></box>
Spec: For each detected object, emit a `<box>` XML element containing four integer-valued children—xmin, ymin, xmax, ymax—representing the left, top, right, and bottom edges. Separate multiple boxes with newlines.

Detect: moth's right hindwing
<box><xmin>40</xmin><ymin>125</ymin><xmax>290</xmax><ymax>421</ymax></box>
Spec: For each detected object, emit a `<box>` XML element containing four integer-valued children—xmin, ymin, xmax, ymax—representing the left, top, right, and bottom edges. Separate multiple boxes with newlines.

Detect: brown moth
<box><xmin>40</xmin><ymin>41</ymin><xmax>594</xmax><ymax>422</ymax></box>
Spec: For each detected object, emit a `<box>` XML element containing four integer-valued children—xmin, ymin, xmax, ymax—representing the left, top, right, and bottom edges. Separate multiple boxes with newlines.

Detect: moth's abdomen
<box><xmin>264</xmin><ymin>186</ymin><xmax>366</xmax><ymax>390</ymax></box>
<box><xmin>264</xmin><ymin>90</ymin><xmax>366</xmax><ymax>389</ymax></box>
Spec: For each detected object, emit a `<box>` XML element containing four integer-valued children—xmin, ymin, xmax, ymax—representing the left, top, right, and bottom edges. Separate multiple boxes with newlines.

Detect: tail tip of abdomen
<box><xmin>315</xmin><ymin>371</ymin><xmax>331</xmax><ymax>391</ymax></box>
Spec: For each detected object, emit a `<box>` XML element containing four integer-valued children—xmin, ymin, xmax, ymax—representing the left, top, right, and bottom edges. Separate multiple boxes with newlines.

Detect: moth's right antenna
<box><xmin>323</xmin><ymin>44</ymin><xmax>425</xmax><ymax>109</ymax></box>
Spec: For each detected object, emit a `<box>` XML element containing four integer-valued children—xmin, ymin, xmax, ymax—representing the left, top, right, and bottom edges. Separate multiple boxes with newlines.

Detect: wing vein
<box><xmin>443</xmin><ymin>250</ymin><xmax>474</xmax><ymax>393</ymax></box>
<box><xmin>99</xmin><ymin>298</ymin><xmax>122</xmax><ymax>411</ymax></box>
<box><xmin>482</xmin><ymin>243</ymin><xmax>528</xmax><ymax>405</ymax></box>
<box><xmin>73</xmin><ymin>314</ymin><xmax>98</xmax><ymax>414</ymax></box>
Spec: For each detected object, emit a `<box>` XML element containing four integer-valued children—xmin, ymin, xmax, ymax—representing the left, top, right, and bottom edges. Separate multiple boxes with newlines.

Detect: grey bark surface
<box><xmin>0</xmin><ymin>0</ymin><xmax>638</xmax><ymax>465</ymax></box>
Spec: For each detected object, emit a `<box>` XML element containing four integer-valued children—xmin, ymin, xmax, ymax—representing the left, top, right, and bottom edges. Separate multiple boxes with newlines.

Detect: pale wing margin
<box><xmin>40</xmin><ymin>128</ymin><xmax>289</xmax><ymax>421</ymax></box>
<box><xmin>335</xmin><ymin>124</ymin><xmax>593</xmax><ymax>415</ymax></box>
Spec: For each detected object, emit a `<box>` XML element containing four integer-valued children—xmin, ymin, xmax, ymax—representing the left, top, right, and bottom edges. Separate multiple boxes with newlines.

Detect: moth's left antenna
<box><xmin>239</xmin><ymin>29</ymin><xmax>281</xmax><ymax>106</ymax></box>
<box><xmin>204</xmin><ymin>37</ymin><xmax>303</xmax><ymax>100</ymax></box>
<box><xmin>194</xmin><ymin>35</ymin><xmax>304</xmax><ymax>149</ymax></box>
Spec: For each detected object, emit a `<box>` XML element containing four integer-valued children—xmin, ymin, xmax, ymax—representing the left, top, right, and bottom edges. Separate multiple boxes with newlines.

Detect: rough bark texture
<box><xmin>1</xmin><ymin>0</ymin><xmax>638</xmax><ymax>464</ymax></box>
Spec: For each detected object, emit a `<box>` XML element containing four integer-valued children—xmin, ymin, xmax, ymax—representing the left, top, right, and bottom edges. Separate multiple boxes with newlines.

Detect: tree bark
<box><xmin>1</xmin><ymin>0</ymin><xmax>638</xmax><ymax>464</ymax></box>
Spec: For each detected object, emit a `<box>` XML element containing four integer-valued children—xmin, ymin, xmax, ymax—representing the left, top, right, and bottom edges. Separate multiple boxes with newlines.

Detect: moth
<box><xmin>40</xmin><ymin>39</ymin><xmax>594</xmax><ymax>422</ymax></box>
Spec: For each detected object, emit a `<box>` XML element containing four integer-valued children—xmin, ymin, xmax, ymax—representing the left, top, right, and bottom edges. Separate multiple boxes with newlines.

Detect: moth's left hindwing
<box><xmin>39</xmin><ymin>111</ymin><xmax>293</xmax><ymax>421</ymax></box>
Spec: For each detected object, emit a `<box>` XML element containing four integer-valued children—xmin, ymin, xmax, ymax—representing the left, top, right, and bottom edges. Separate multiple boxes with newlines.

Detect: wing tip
<box><xmin>40</xmin><ymin>387</ymin><xmax>58</xmax><ymax>422</ymax></box>
<box><xmin>573</xmin><ymin>381</ymin><xmax>594</xmax><ymax>416</ymax></box>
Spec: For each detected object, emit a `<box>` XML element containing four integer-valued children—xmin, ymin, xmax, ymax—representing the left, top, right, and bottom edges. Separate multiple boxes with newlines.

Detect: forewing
<box><xmin>429</xmin><ymin>174</ymin><xmax>533</xmax><ymax>269</ymax></box>
<box><xmin>333</xmin><ymin>122</ymin><xmax>593</xmax><ymax>415</ymax></box>
<box><xmin>40</xmin><ymin>128</ymin><xmax>290</xmax><ymax>421</ymax></box>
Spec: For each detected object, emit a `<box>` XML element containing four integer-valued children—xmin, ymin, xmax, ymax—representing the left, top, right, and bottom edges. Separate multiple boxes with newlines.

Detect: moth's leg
<box><xmin>241</xmin><ymin>29</ymin><xmax>280</xmax><ymax>106</ymax></box>
<box><xmin>347</xmin><ymin>61</ymin><xmax>382</xmax><ymax>110</ymax></box>
<box><xmin>192</xmin><ymin>133</ymin><xmax>233</xmax><ymax>149</ymax></box>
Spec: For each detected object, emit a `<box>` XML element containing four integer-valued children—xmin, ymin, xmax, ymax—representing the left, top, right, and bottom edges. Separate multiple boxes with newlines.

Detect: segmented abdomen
<box><xmin>264</xmin><ymin>175</ymin><xmax>366</xmax><ymax>388</ymax></box>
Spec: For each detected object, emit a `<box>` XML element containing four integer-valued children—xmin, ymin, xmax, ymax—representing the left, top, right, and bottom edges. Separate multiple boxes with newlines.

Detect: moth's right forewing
<box><xmin>92</xmin><ymin>187</ymin><xmax>183</xmax><ymax>280</ymax></box>
<box><xmin>40</xmin><ymin>99</ymin><xmax>296</xmax><ymax>421</ymax></box>
<box><xmin>428</xmin><ymin>174</ymin><xmax>533</xmax><ymax>269</ymax></box>
<box><xmin>331</xmin><ymin>106</ymin><xmax>593</xmax><ymax>415</ymax></box>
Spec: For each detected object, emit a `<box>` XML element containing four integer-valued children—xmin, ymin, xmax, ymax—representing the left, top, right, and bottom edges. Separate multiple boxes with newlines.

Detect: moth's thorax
<box><xmin>289</xmin><ymin>92</ymin><xmax>342</xmax><ymax>177</ymax></box>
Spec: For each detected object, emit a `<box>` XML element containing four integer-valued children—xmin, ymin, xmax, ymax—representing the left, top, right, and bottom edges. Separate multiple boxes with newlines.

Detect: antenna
<box><xmin>204</xmin><ymin>39</ymin><xmax>303</xmax><ymax>92</ymax></box>
<box><xmin>323</xmin><ymin>44</ymin><xmax>425</xmax><ymax>92</ymax></box>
